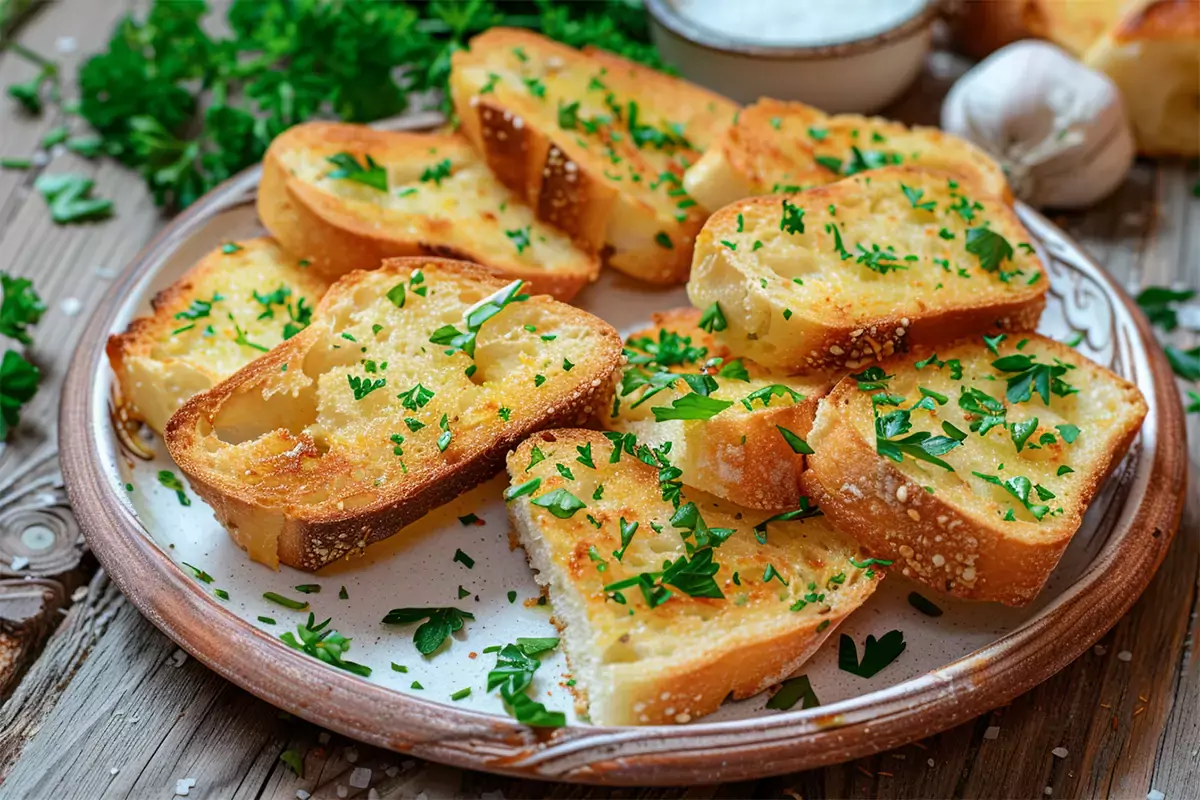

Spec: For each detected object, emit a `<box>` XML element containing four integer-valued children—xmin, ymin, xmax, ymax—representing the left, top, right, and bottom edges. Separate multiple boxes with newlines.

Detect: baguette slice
<box><xmin>687</xmin><ymin>166</ymin><xmax>1048</xmax><ymax>372</ymax></box>
<box><xmin>802</xmin><ymin>333</ymin><xmax>1147</xmax><ymax>606</ymax></box>
<box><xmin>259</xmin><ymin>122</ymin><xmax>600</xmax><ymax>300</ymax></box>
<box><xmin>107</xmin><ymin>238</ymin><xmax>330</xmax><ymax>434</ymax></box>
<box><xmin>603</xmin><ymin>308</ymin><xmax>836</xmax><ymax>510</ymax></box>
<box><xmin>451</xmin><ymin>28</ymin><xmax>739</xmax><ymax>284</ymax></box>
<box><xmin>166</xmin><ymin>258</ymin><xmax>621</xmax><ymax>571</ymax></box>
<box><xmin>506</xmin><ymin>428</ymin><xmax>879</xmax><ymax>726</ymax></box>
<box><xmin>683</xmin><ymin>99</ymin><xmax>1011</xmax><ymax>213</ymax></box>
<box><xmin>1083</xmin><ymin>0</ymin><xmax>1200</xmax><ymax>156</ymax></box>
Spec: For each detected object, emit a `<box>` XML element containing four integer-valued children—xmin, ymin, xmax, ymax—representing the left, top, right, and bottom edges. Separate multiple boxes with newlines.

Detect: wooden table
<box><xmin>1</xmin><ymin>2</ymin><xmax>1197</xmax><ymax>798</ymax></box>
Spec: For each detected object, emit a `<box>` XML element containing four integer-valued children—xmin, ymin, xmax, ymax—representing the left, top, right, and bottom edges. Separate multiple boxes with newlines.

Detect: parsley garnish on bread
<box><xmin>165</xmin><ymin>258</ymin><xmax>621</xmax><ymax>571</ymax></box>
<box><xmin>684</xmin><ymin>98</ymin><xmax>1011</xmax><ymax>213</ymax></box>
<box><xmin>107</xmin><ymin>237</ymin><xmax>330</xmax><ymax>434</ymax></box>
<box><xmin>687</xmin><ymin>167</ymin><xmax>1047</xmax><ymax>372</ymax></box>
<box><xmin>802</xmin><ymin>333</ymin><xmax>1147</xmax><ymax>606</ymax></box>
<box><xmin>451</xmin><ymin>28</ymin><xmax>739</xmax><ymax>285</ymax></box>
<box><xmin>603</xmin><ymin>308</ymin><xmax>836</xmax><ymax>510</ymax></box>
<box><xmin>505</xmin><ymin>429</ymin><xmax>879</xmax><ymax>725</ymax></box>
<box><xmin>259</xmin><ymin>123</ymin><xmax>599</xmax><ymax>301</ymax></box>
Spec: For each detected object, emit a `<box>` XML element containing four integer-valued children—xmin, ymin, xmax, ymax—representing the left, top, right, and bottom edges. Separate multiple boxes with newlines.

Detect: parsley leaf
<box><xmin>34</xmin><ymin>173</ymin><xmax>113</xmax><ymax>224</ymax></box>
<box><xmin>281</xmin><ymin>613</ymin><xmax>371</xmax><ymax>677</ymax></box>
<box><xmin>325</xmin><ymin>152</ymin><xmax>388</xmax><ymax>191</ymax></box>
<box><xmin>973</xmin><ymin>472</ymin><xmax>1053</xmax><ymax>520</ymax></box>
<box><xmin>780</xmin><ymin>199</ymin><xmax>805</xmax><ymax>234</ymax></box>
<box><xmin>777</xmin><ymin>425</ymin><xmax>813</xmax><ymax>454</ymax></box>
<box><xmin>766</xmin><ymin>674</ymin><xmax>820</xmax><ymax>710</ymax></box>
<box><xmin>838</xmin><ymin>630</ymin><xmax>906</xmax><ymax>678</ymax></box>
<box><xmin>991</xmin><ymin>353</ymin><xmax>1078</xmax><ymax>405</ymax></box>
<box><xmin>901</xmin><ymin>183</ymin><xmax>935</xmax><ymax>211</ymax></box>
<box><xmin>959</xmin><ymin>386</ymin><xmax>1007</xmax><ymax>434</ymax></box>
<box><xmin>965</xmin><ymin>227</ymin><xmax>1016</xmax><ymax>278</ymax></box>
<box><xmin>651</xmin><ymin>393</ymin><xmax>733</xmax><ymax>421</ymax></box>
<box><xmin>397</xmin><ymin>383</ymin><xmax>434</xmax><ymax>410</ymax></box>
<box><xmin>875</xmin><ymin>408</ymin><xmax>960</xmax><ymax>471</ymax></box>
<box><xmin>0</xmin><ymin>274</ymin><xmax>46</xmax><ymax>344</ymax></box>
<box><xmin>698</xmin><ymin>302</ymin><xmax>726</xmax><ymax>333</ymax></box>
<box><xmin>531</xmin><ymin>488</ymin><xmax>586</xmax><ymax>519</ymax></box>
<box><xmin>381</xmin><ymin>606</ymin><xmax>475</xmax><ymax>655</ymax></box>
<box><xmin>1136</xmin><ymin>286</ymin><xmax>1195</xmax><ymax>332</ymax></box>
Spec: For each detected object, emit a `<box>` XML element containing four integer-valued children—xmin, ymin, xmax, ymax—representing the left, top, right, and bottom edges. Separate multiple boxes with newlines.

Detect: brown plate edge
<box><xmin>58</xmin><ymin>134</ymin><xmax>1187</xmax><ymax>785</ymax></box>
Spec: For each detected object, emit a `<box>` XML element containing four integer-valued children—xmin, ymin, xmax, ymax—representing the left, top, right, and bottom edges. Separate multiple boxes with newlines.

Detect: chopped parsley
<box><xmin>766</xmin><ymin>675</ymin><xmax>819</xmax><ymax>710</ymax></box>
<box><xmin>838</xmin><ymin>630</ymin><xmax>906</xmax><ymax>678</ymax></box>
<box><xmin>348</xmin><ymin>374</ymin><xmax>385</xmax><ymax>400</ymax></box>
<box><xmin>419</xmin><ymin>158</ymin><xmax>453</xmax><ymax>186</ymax></box>
<box><xmin>901</xmin><ymin>184</ymin><xmax>935</xmax><ymax>211</ymax></box>
<box><xmin>505</xmin><ymin>225</ymin><xmax>531</xmax><ymax>254</ymax></box>
<box><xmin>325</xmin><ymin>152</ymin><xmax>387</xmax><ymax>191</ymax></box>
<box><xmin>780</xmin><ymin>199</ymin><xmax>805</xmax><ymax>235</ymax></box>
<box><xmin>531</xmin><ymin>488</ymin><xmax>586</xmax><ymax>519</ymax></box>
<box><xmin>777</xmin><ymin>425</ymin><xmax>813</xmax><ymax>454</ymax></box>
<box><xmin>698</xmin><ymin>302</ymin><xmax>726</xmax><ymax>333</ymax></box>
<box><xmin>381</xmin><ymin>606</ymin><xmax>474</xmax><ymax>655</ymax></box>
<box><xmin>742</xmin><ymin>384</ymin><xmax>803</xmax><ymax>410</ymax></box>
<box><xmin>397</xmin><ymin>382</ymin><xmax>434</xmax><ymax>410</ymax></box>
<box><xmin>429</xmin><ymin>279</ymin><xmax>528</xmax><ymax>359</ymax></box>
<box><xmin>157</xmin><ymin>470</ymin><xmax>190</xmax><ymax>506</ymax></box>
<box><xmin>651</xmin><ymin>393</ymin><xmax>733</xmax><ymax>421</ymax></box>
<box><xmin>281</xmin><ymin>613</ymin><xmax>370</xmax><ymax>676</ymax></box>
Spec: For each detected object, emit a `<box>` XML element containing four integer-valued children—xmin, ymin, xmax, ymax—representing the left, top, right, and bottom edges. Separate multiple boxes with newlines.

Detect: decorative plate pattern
<box><xmin>59</xmin><ymin>114</ymin><xmax>1185</xmax><ymax>786</ymax></box>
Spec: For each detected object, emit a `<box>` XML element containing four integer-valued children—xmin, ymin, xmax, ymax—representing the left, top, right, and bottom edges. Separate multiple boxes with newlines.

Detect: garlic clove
<box><xmin>941</xmin><ymin>40</ymin><xmax>1135</xmax><ymax>209</ymax></box>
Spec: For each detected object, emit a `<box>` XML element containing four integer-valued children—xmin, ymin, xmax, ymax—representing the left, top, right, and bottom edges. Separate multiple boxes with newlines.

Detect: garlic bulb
<box><xmin>941</xmin><ymin>41</ymin><xmax>1135</xmax><ymax>210</ymax></box>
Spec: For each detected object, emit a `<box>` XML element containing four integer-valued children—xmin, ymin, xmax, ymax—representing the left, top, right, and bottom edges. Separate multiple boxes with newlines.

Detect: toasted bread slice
<box><xmin>259</xmin><ymin>122</ymin><xmax>600</xmax><ymax>300</ymax></box>
<box><xmin>602</xmin><ymin>308</ymin><xmax>836</xmax><ymax>510</ymax></box>
<box><xmin>450</xmin><ymin>28</ymin><xmax>739</xmax><ymax>284</ymax></box>
<box><xmin>683</xmin><ymin>99</ymin><xmax>1011</xmax><ymax>213</ymax></box>
<box><xmin>1083</xmin><ymin>0</ymin><xmax>1200</xmax><ymax>156</ymax></box>
<box><xmin>687</xmin><ymin>167</ymin><xmax>1048</xmax><ymax>373</ymax></box>
<box><xmin>166</xmin><ymin>258</ymin><xmax>622</xmax><ymax>571</ymax></box>
<box><xmin>506</xmin><ymin>428</ymin><xmax>879</xmax><ymax>725</ymax></box>
<box><xmin>107</xmin><ymin>238</ymin><xmax>330</xmax><ymax>434</ymax></box>
<box><xmin>802</xmin><ymin>333</ymin><xmax>1147</xmax><ymax>606</ymax></box>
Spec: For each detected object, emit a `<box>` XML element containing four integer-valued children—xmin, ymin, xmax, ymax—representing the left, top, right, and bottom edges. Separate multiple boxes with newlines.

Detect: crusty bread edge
<box><xmin>802</xmin><ymin>337</ymin><xmax>1148</xmax><ymax>606</ymax></box>
<box><xmin>258</xmin><ymin>123</ymin><xmax>597</xmax><ymax>301</ymax></box>
<box><xmin>506</xmin><ymin>429</ymin><xmax>877</xmax><ymax>725</ymax></box>
<box><xmin>165</xmin><ymin>258</ymin><xmax>623</xmax><ymax>572</ymax></box>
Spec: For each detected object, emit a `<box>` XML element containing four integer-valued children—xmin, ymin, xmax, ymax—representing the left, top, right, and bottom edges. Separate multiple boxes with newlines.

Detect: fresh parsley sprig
<box><xmin>281</xmin><ymin>613</ymin><xmax>372</xmax><ymax>677</ymax></box>
<box><xmin>381</xmin><ymin>606</ymin><xmax>474</xmax><ymax>655</ymax></box>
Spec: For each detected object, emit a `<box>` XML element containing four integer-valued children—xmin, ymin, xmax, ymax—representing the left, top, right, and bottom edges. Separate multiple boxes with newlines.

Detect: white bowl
<box><xmin>646</xmin><ymin>0</ymin><xmax>937</xmax><ymax>113</ymax></box>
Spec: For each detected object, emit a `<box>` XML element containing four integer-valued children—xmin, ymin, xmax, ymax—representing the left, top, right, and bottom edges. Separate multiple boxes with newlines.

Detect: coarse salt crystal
<box><xmin>344</xmin><ymin>746</ymin><xmax>359</xmax><ymax>763</ymax></box>
<box><xmin>174</xmin><ymin>777</ymin><xmax>197</xmax><ymax>796</ymax></box>
<box><xmin>984</xmin><ymin>726</ymin><xmax>1000</xmax><ymax>740</ymax></box>
<box><xmin>927</xmin><ymin>758</ymin><xmax>935</xmax><ymax>767</ymax></box>
<box><xmin>385</xmin><ymin>765</ymin><xmax>400</xmax><ymax>778</ymax></box>
<box><xmin>1052</xmin><ymin>747</ymin><xmax>1068</xmax><ymax>758</ymax></box>
<box><xmin>1094</xmin><ymin>645</ymin><xmax>1107</xmax><ymax>656</ymax></box>
<box><xmin>56</xmin><ymin>36</ymin><xmax>77</xmax><ymax>53</ymax></box>
<box><xmin>337</xmin><ymin>785</ymin><xmax>348</xmax><ymax>799</ymax></box>
<box><xmin>110</xmin><ymin>768</ymin><xmax>119</xmax><ymax>775</ymax></box>
<box><xmin>10</xmin><ymin>556</ymin><xmax>29</xmax><ymax>571</ymax></box>
<box><xmin>168</xmin><ymin>649</ymin><xmax>188</xmax><ymax>667</ymax></box>
<box><xmin>318</xmin><ymin>731</ymin><xmax>330</xmax><ymax>744</ymax></box>
<box><xmin>368</xmin><ymin>790</ymin><xmax>381</xmax><ymax>800</ymax></box>
<box><xmin>349</xmin><ymin>767</ymin><xmax>371</xmax><ymax>788</ymax></box>
<box><xmin>296</xmin><ymin>792</ymin><xmax>310</xmax><ymax>800</ymax></box>
<box><xmin>1044</xmin><ymin>787</ymin><xmax>1053</xmax><ymax>796</ymax></box>
<box><xmin>1117</xmin><ymin>650</ymin><xmax>1133</xmax><ymax>662</ymax></box>
<box><xmin>1147</xmin><ymin>790</ymin><xmax>1165</xmax><ymax>800</ymax></box>
<box><xmin>60</xmin><ymin>297</ymin><xmax>82</xmax><ymax>316</ymax></box>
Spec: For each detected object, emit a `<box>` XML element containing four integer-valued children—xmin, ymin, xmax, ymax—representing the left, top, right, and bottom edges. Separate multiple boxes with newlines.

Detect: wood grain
<box><xmin>0</xmin><ymin>1</ymin><xmax>1197</xmax><ymax>797</ymax></box>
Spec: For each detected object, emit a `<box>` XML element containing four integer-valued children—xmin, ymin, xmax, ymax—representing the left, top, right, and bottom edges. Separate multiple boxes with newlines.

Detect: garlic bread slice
<box><xmin>506</xmin><ymin>428</ymin><xmax>879</xmax><ymax>726</ymax></box>
<box><xmin>803</xmin><ymin>333</ymin><xmax>1147</xmax><ymax>606</ymax></box>
<box><xmin>684</xmin><ymin>99</ymin><xmax>1010</xmax><ymax>212</ymax></box>
<box><xmin>451</xmin><ymin>28</ymin><xmax>739</xmax><ymax>285</ymax></box>
<box><xmin>166</xmin><ymin>258</ymin><xmax>621</xmax><ymax>571</ymax></box>
<box><xmin>107</xmin><ymin>238</ymin><xmax>330</xmax><ymax>434</ymax></box>
<box><xmin>687</xmin><ymin>167</ymin><xmax>1047</xmax><ymax>372</ymax></box>
<box><xmin>604</xmin><ymin>308</ymin><xmax>836</xmax><ymax>510</ymax></box>
<box><xmin>260</xmin><ymin>123</ymin><xmax>600</xmax><ymax>300</ymax></box>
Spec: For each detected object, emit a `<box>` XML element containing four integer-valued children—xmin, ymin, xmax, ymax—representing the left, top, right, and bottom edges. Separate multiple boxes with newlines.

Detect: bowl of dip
<box><xmin>646</xmin><ymin>0</ymin><xmax>938</xmax><ymax>113</ymax></box>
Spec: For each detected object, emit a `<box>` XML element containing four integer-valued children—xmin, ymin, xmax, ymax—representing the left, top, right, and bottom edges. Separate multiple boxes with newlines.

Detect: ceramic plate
<box><xmin>60</xmin><ymin>114</ymin><xmax>1185</xmax><ymax>785</ymax></box>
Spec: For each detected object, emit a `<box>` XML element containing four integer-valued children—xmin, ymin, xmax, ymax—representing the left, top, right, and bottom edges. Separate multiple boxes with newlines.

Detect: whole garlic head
<box><xmin>942</xmin><ymin>40</ymin><xmax>1135</xmax><ymax>209</ymax></box>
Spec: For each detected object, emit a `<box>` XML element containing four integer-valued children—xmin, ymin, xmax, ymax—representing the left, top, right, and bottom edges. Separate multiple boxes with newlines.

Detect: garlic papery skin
<box><xmin>941</xmin><ymin>40</ymin><xmax>1135</xmax><ymax>210</ymax></box>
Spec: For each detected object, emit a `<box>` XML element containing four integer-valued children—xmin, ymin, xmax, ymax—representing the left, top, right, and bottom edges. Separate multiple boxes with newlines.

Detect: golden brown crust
<box><xmin>685</xmin><ymin>99</ymin><xmax>1012</xmax><ymax>213</ymax></box>
<box><xmin>258</xmin><ymin>122</ymin><xmax>599</xmax><ymax>301</ymax></box>
<box><xmin>106</xmin><ymin>237</ymin><xmax>330</xmax><ymax>433</ymax></box>
<box><xmin>166</xmin><ymin>257</ymin><xmax>623</xmax><ymax>571</ymax></box>
<box><xmin>507</xmin><ymin>429</ymin><xmax>878</xmax><ymax>725</ymax></box>
<box><xmin>803</xmin><ymin>334</ymin><xmax>1147</xmax><ymax>606</ymax></box>
<box><xmin>450</xmin><ymin>28</ymin><xmax>739</xmax><ymax>286</ymax></box>
<box><xmin>688</xmin><ymin>167</ymin><xmax>1048</xmax><ymax>373</ymax></box>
